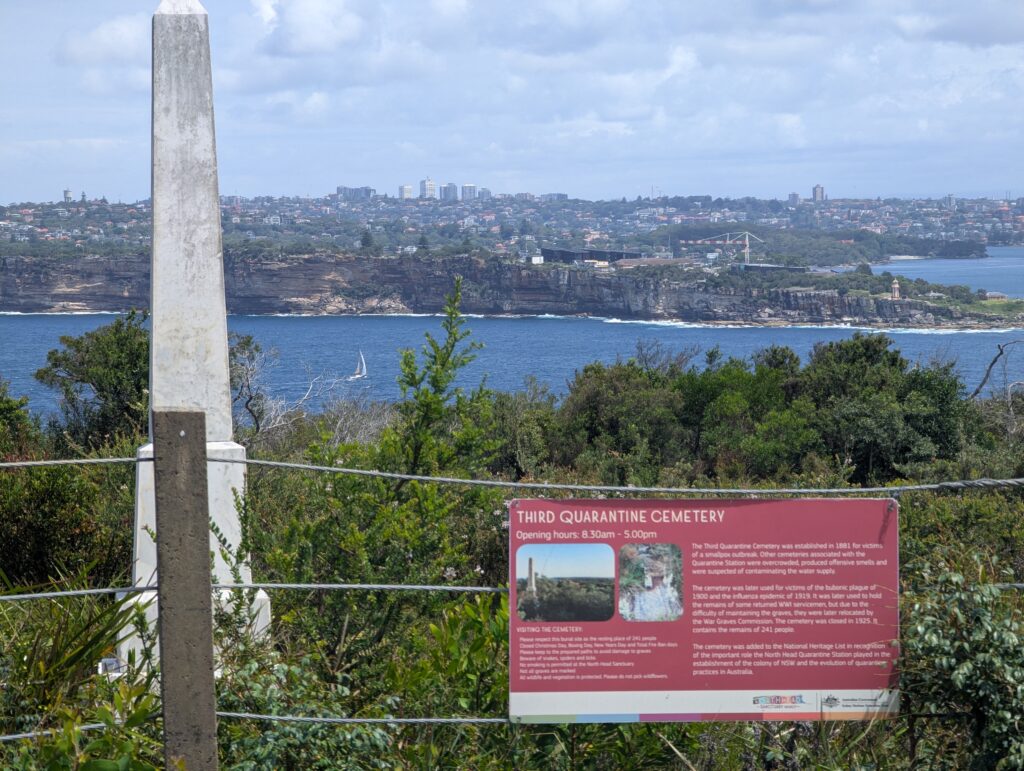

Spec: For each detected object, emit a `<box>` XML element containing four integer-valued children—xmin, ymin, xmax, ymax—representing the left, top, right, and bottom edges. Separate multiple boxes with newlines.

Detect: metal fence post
<box><xmin>153</xmin><ymin>410</ymin><xmax>219</xmax><ymax>770</ymax></box>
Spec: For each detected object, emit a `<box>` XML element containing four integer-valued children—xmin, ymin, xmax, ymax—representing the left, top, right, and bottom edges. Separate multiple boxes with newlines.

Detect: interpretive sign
<box><xmin>508</xmin><ymin>498</ymin><xmax>898</xmax><ymax>723</ymax></box>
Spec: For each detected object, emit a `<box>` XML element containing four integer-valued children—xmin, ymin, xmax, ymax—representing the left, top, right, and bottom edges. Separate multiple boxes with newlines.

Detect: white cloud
<box><xmin>4</xmin><ymin>0</ymin><xmax>1024</xmax><ymax>200</ymax></box>
<box><xmin>774</xmin><ymin>113</ymin><xmax>807</xmax><ymax>147</ymax></box>
<box><xmin>0</xmin><ymin>137</ymin><xmax>127</xmax><ymax>162</ymax></box>
<box><xmin>79</xmin><ymin>66</ymin><xmax>150</xmax><ymax>96</ymax></box>
<box><xmin>250</xmin><ymin>0</ymin><xmax>278</xmax><ymax>26</ymax></box>
<box><xmin>264</xmin><ymin>89</ymin><xmax>330</xmax><ymax>119</ymax></box>
<box><xmin>430</xmin><ymin>0</ymin><xmax>469</xmax><ymax>17</ymax></box>
<box><xmin>260</xmin><ymin>0</ymin><xmax>367</xmax><ymax>57</ymax></box>
<box><xmin>554</xmin><ymin>113</ymin><xmax>634</xmax><ymax>140</ymax></box>
<box><xmin>60</xmin><ymin>14</ymin><xmax>148</xmax><ymax>65</ymax></box>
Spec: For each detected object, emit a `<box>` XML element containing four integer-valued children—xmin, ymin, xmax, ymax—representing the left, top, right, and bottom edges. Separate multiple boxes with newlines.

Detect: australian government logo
<box><xmin>752</xmin><ymin>695</ymin><xmax>807</xmax><ymax>707</ymax></box>
<box><xmin>822</xmin><ymin>695</ymin><xmax>840</xmax><ymax>708</ymax></box>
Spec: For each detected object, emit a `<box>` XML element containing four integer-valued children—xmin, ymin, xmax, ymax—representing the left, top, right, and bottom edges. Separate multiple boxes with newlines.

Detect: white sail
<box><xmin>348</xmin><ymin>350</ymin><xmax>367</xmax><ymax>380</ymax></box>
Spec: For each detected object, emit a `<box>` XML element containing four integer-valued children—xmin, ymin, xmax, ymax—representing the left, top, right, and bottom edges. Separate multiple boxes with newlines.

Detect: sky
<box><xmin>516</xmin><ymin>544</ymin><xmax>614</xmax><ymax>580</ymax></box>
<box><xmin>1</xmin><ymin>0</ymin><xmax>1022</xmax><ymax>204</ymax></box>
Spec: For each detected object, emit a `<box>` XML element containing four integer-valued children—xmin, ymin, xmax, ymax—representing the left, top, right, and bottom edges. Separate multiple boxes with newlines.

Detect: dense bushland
<box><xmin>4</xmin><ymin>283</ymin><xmax>1024</xmax><ymax>768</ymax></box>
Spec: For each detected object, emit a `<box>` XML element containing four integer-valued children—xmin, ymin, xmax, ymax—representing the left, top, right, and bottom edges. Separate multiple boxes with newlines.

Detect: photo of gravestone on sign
<box><xmin>618</xmin><ymin>543</ymin><xmax>684</xmax><ymax>621</ymax></box>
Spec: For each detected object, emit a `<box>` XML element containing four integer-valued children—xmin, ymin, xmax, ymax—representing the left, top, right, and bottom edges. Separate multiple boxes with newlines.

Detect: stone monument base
<box><xmin>118</xmin><ymin>441</ymin><xmax>271</xmax><ymax>666</ymax></box>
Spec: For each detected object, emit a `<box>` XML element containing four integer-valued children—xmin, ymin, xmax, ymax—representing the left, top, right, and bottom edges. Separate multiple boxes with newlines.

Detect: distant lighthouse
<box><xmin>527</xmin><ymin>557</ymin><xmax>537</xmax><ymax>594</ymax></box>
<box><xmin>891</xmin><ymin>278</ymin><xmax>900</xmax><ymax>301</ymax></box>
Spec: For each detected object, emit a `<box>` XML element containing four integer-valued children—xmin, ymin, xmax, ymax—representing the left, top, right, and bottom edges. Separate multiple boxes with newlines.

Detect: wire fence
<box><xmin>0</xmin><ymin>723</ymin><xmax>110</xmax><ymax>744</ymax></box>
<box><xmin>213</xmin><ymin>582</ymin><xmax>505</xmax><ymax>594</ymax></box>
<box><xmin>2</xmin><ymin>452</ymin><xmax>1023</xmax><ymax>745</ymax></box>
<box><xmin>0</xmin><ymin>586</ymin><xmax>156</xmax><ymax>603</ymax></box>
<box><xmin>216</xmin><ymin>456</ymin><xmax>1024</xmax><ymax>496</ymax></box>
<box><xmin>216</xmin><ymin>712</ymin><xmax>508</xmax><ymax>726</ymax></box>
<box><xmin>0</xmin><ymin>457</ymin><xmax>143</xmax><ymax>470</ymax></box>
<box><xmin>6</xmin><ymin>451</ymin><xmax>1024</xmax><ymax>496</ymax></box>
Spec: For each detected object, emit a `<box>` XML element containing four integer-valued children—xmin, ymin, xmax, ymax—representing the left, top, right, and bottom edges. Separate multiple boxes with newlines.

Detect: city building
<box><xmin>337</xmin><ymin>186</ymin><xmax>375</xmax><ymax>201</ymax></box>
<box><xmin>812</xmin><ymin>184</ymin><xmax>825</xmax><ymax>203</ymax></box>
<box><xmin>461</xmin><ymin>184</ymin><xmax>477</xmax><ymax>201</ymax></box>
<box><xmin>540</xmin><ymin>193</ymin><xmax>568</xmax><ymax>201</ymax></box>
<box><xmin>788</xmin><ymin>192</ymin><xmax>801</xmax><ymax>206</ymax></box>
<box><xmin>477</xmin><ymin>188</ymin><xmax>492</xmax><ymax>200</ymax></box>
<box><xmin>420</xmin><ymin>178</ymin><xmax>436</xmax><ymax>199</ymax></box>
<box><xmin>540</xmin><ymin>247</ymin><xmax>642</xmax><ymax>264</ymax></box>
<box><xmin>398</xmin><ymin>185</ymin><xmax>413</xmax><ymax>200</ymax></box>
<box><xmin>440</xmin><ymin>182</ymin><xmax>459</xmax><ymax>202</ymax></box>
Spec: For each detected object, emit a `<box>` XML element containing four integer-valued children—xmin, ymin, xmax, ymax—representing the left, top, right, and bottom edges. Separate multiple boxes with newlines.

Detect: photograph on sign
<box><xmin>508</xmin><ymin>498</ymin><xmax>899</xmax><ymax>723</ymax></box>
<box><xmin>515</xmin><ymin>544</ymin><xmax>615</xmax><ymax>622</ymax></box>
<box><xmin>618</xmin><ymin>543</ymin><xmax>684</xmax><ymax>622</ymax></box>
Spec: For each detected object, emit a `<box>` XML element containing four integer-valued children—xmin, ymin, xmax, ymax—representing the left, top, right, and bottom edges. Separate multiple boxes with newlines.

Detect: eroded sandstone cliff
<box><xmin>0</xmin><ymin>253</ymin><xmax>974</xmax><ymax>326</ymax></box>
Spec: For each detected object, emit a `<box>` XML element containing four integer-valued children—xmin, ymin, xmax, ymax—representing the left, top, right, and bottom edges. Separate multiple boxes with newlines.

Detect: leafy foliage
<box><xmin>0</xmin><ymin>376</ymin><xmax>37</xmax><ymax>458</ymax></box>
<box><xmin>10</xmin><ymin>284</ymin><xmax>1024</xmax><ymax>766</ymax></box>
<box><xmin>0</xmin><ymin>573</ymin><xmax>162</xmax><ymax>770</ymax></box>
<box><xmin>903</xmin><ymin>558</ymin><xmax>1024</xmax><ymax>769</ymax></box>
<box><xmin>516</xmin><ymin>577</ymin><xmax>615</xmax><ymax>622</ymax></box>
<box><xmin>0</xmin><ymin>446</ymin><xmax>135</xmax><ymax>586</ymax></box>
<box><xmin>547</xmin><ymin>332</ymin><xmax>969</xmax><ymax>486</ymax></box>
<box><xmin>217</xmin><ymin>652</ymin><xmax>392</xmax><ymax>770</ymax></box>
<box><xmin>244</xmin><ymin>278</ymin><xmax>506</xmax><ymax>704</ymax></box>
<box><xmin>35</xmin><ymin>311</ymin><xmax>149</xmax><ymax>450</ymax></box>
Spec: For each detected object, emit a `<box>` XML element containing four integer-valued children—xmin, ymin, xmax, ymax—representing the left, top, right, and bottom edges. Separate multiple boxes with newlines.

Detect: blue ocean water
<box><xmin>881</xmin><ymin>246</ymin><xmax>1024</xmax><ymax>297</ymax></box>
<box><xmin>4</xmin><ymin>313</ymin><xmax>1023</xmax><ymax>416</ymax></box>
<box><xmin>3</xmin><ymin>247</ymin><xmax>1024</xmax><ymax>414</ymax></box>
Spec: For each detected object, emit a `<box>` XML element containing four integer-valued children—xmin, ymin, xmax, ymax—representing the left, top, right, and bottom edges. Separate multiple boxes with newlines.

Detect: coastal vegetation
<box><xmin>706</xmin><ymin>264</ymin><xmax>986</xmax><ymax>304</ymax></box>
<box><xmin>660</xmin><ymin>225</ymin><xmax>984</xmax><ymax>267</ymax></box>
<box><xmin>516</xmin><ymin>577</ymin><xmax>616</xmax><ymax>623</ymax></box>
<box><xmin>4</xmin><ymin>283</ymin><xmax>1024</xmax><ymax>766</ymax></box>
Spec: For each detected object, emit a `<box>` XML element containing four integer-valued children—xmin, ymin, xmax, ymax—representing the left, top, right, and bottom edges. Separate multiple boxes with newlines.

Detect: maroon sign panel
<box><xmin>508</xmin><ymin>498</ymin><xmax>898</xmax><ymax>723</ymax></box>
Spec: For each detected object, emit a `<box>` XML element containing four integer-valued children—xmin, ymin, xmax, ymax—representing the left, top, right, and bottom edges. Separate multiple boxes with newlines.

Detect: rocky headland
<box><xmin>0</xmin><ymin>253</ymin><xmax>1016</xmax><ymax>328</ymax></box>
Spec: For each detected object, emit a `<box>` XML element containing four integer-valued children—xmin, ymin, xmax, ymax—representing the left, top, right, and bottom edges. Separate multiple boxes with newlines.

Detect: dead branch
<box><xmin>970</xmin><ymin>340</ymin><xmax>1024</xmax><ymax>400</ymax></box>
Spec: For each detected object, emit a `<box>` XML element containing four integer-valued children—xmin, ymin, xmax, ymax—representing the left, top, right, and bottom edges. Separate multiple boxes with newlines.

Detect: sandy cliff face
<box><xmin>1</xmin><ymin>255</ymin><xmax>150</xmax><ymax>313</ymax></box>
<box><xmin>0</xmin><ymin>253</ymin><xmax>963</xmax><ymax>326</ymax></box>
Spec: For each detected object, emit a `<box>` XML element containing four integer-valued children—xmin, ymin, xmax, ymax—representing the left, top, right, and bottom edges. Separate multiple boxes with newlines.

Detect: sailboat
<box><xmin>347</xmin><ymin>350</ymin><xmax>368</xmax><ymax>381</ymax></box>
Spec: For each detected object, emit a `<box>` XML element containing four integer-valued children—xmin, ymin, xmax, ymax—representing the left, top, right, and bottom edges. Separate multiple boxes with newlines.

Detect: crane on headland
<box><xmin>676</xmin><ymin>231</ymin><xmax>765</xmax><ymax>265</ymax></box>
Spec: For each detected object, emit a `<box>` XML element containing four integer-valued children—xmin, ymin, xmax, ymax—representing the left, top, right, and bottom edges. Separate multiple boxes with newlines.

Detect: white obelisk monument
<box><xmin>128</xmin><ymin>0</ymin><xmax>269</xmax><ymax>658</ymax></box>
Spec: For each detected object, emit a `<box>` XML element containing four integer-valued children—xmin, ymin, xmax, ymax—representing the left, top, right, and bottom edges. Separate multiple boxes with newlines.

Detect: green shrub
<box><xmin>903</xmin><ymin>558</ymin><xmax>1024</xmax><ymax>769</ymax></box>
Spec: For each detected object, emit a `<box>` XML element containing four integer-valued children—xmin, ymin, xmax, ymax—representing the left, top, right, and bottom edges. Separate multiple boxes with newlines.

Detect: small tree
<box><xmin>0</xmin><ymin>377</ymin><xmax>37</xmax><ymax>458</ymax></box>
<box><xmin>35</xmin><ymin>311</ymin><xmax>150</xmax><ymax>449</ymax></box>
<box><xmin>244</xmin><ymin>278</ymin><xmax>505</xmax><ymax>700</ymax></box>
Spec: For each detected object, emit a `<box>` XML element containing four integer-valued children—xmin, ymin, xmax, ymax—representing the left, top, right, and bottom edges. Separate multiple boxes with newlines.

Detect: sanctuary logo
<box><xmin>752</xmin><ymin>695</ymin><xmax>807</xmax><ymax>707</ymax></box>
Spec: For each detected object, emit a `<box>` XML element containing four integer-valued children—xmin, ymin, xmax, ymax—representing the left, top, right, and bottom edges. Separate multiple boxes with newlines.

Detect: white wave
<box><xmin>598</xmin><ymin>317</ymin><xmax>874</xmax><ymax>331</ymax></box>
<box><xmin>885</xmin><ymin>326</ymin><xmax>1024</xmax><ymax>335</ymax></box>
<box><xmin>0</xmin><ymin>310</ymin><xmax>123</xmax><ymax>316</ymax></box>
<box><xmin>596</xmin><ymin>317</ymin><xmax>1024</xmax><ymax>334</ymax></box>
<box><xmin>253</xmin><ymin>312</ymin><xmax>320</xmax><ymax>318</ymax></box>
<box><xmin>231</xmin><ymin>312</ymin><xmax>444</xmax><ymax>319</ymax></box>
<box><xmin>364</xmin><ymin>312</ymin><xmax>444</xmax><ymax>318</ymax></box>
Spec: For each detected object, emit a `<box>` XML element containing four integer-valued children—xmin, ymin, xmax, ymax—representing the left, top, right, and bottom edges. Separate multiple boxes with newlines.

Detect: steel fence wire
<box><xmin>0</xmin><ymin>451</ymin><xmax>1017</xmax><ymax>737</ymax></box>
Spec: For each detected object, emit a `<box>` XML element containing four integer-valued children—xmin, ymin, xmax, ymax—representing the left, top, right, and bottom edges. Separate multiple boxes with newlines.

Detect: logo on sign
<box><xmin>752</xmin><ymin>695</ymin><xmax>807</xmax><ymax>706</ymax></box>
<box><xmin>822</xmin><ymin>695</ymin><xmax>840</xmax><ymax>708</ymax></box>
